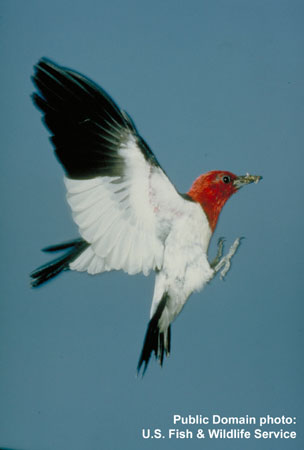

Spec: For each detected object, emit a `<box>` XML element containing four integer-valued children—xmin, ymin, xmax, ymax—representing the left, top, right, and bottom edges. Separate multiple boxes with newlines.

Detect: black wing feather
<box><xmin>32</xmin><ymin>58</ymin><xmax>160</xmax><ymax>179</ymax></box>
<box><xmin>31</xmin><ymin>239</ymin><xmax>89</xmax><ymax>287</ymax></box>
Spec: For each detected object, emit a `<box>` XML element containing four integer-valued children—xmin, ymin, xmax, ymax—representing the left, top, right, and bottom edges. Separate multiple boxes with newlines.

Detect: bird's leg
<box><xmin>210</xmin><ymin>237</ymin><xmax>225</xmax><ymax>268</ymax></box>
<box><xmin>212</xmin><ymin>237</ymin><xmax>243</xmax><ymax>280</ymax></box>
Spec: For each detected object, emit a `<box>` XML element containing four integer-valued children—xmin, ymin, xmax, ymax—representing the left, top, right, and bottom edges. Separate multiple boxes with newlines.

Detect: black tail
<box><xmin>137</xmin><ymin>293</ymin><xmax>171</xmax><ymax>376</ymax></box>
<box><xmin>30</xmin><ymin>238</ymin><xmax>89</xmax><ymax>287</ymax></box>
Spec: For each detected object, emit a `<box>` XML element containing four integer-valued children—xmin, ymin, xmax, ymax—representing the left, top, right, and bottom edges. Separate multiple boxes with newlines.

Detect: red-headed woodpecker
<box><xmin>31</xmin><ymin>59</ymin><xmax>262</xmax><ymax>375</ymax></box>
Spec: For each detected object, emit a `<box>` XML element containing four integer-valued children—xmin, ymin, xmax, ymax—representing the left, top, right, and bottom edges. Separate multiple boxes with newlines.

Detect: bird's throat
<box><xmin>199</xmin><ymin>199</ymin><xmax>225</xmax><ymax>232</ymax></box>
<box><xmin>188</xmin><ymin>187</ymin><xmax>230</xmax><ymax>232</ymax></box>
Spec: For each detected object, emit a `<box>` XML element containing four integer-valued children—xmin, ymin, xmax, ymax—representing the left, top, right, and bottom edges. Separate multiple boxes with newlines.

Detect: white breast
<box><xmin>150</xmin><ymin>201</ymin><xmax>214</xmax><ymax>330</ymax></box>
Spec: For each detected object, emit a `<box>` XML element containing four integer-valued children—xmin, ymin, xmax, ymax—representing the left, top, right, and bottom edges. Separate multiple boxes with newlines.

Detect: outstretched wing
<box><xmin>32</xmin><ymin>59</ymin><xmax>190</xmax><ymax>276</ymax></box>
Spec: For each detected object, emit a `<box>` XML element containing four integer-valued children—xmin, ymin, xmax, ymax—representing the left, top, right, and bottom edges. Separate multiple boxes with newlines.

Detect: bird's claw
<box><xmin>213</xmin><ymin>237</ymin><xmax>243</xmax><ymax>280</ymax></box>
<box><xmin>210</xmin><ymin>237</ymin><xmax>225</xmax><ymax>268</ymax></box>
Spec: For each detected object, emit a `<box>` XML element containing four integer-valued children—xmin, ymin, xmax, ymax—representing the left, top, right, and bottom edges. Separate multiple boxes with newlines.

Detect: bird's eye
<box><xmin>222</xmin><ymin>175</ymin><xmax>231</xmax><ymax>184</ymax></box>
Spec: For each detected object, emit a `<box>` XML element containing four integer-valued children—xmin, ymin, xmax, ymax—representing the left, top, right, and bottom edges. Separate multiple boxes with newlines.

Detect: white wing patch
<box><xmin>64</xmin><ymin>135</ymin><xmax>183</xmax><ymax>276</ymax></box>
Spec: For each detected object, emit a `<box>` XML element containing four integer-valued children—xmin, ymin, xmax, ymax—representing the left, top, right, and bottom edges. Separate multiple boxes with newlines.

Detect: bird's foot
<box><xmin>210</xmin><ymin>237</ymin><xmax>225</xmax><ymax>268</ymax></box>
<box><xmin>213</xmin><ymin>237</ymin><xmax>243</xmax><ymax>280</ymax></box>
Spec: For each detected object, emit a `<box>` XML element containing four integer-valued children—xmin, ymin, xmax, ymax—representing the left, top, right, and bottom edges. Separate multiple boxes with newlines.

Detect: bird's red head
<box><xmin>187</xmin><ymin>170</ymin><xmax>262</xmax><ymax>232</ymax></box>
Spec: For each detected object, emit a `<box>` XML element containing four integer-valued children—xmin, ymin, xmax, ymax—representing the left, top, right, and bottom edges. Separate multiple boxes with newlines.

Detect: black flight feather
<box><xmin>31</xmin><ymin>239</ymin><xmax>89</xmax><ymax>287</ymax></box>
<box><xmin>32</xmin><ymin>58</ymin><xmax>160</xmax><ymax>180</ymax></box>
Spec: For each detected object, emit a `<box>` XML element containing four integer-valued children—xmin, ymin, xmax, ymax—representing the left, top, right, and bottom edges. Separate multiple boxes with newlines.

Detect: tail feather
<box><xmin>137</xmin><ymin>293</ymin><xmax>171</xmax><ymax>376</ymax></box>
<box><xmin>31</xmin><ymin>238</ymin><xmax>89</xmax><ymax>287</ymax></box>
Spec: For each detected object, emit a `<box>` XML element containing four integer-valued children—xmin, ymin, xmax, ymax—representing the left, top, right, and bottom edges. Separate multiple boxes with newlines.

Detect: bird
<box><xmin>30</xmin><ymin>58</ymin><xmax>262</xmax><ymax>375</ymax></box>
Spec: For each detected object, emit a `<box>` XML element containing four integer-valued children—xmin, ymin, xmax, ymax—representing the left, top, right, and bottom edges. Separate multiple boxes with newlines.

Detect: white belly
<box><xmin>150</xmin><ymin>207</ymin><xmax>214</xmax><ymax>330</ymax></box>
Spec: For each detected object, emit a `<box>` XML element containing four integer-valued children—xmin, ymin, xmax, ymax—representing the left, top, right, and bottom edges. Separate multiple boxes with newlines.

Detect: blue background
<box><xmin>1</xmin><ymin>0</ymin><xmax>303</xmax><ymax>449</ymax></box>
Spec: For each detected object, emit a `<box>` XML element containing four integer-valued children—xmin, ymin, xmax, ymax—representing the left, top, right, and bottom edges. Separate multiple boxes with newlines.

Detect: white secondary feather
<box><xmin>65</xmin><ymin>134</ymin><xmax>199</xmax><ymax>277</ymax></box>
